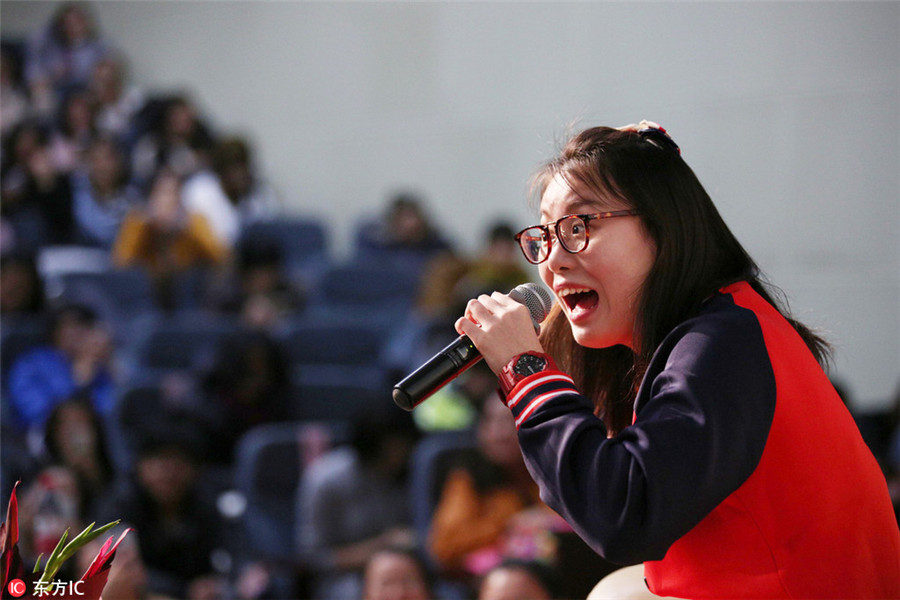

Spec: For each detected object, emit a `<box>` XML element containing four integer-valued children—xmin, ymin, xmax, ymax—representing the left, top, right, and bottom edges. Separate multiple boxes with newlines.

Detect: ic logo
<box><xmin>7</xmin><ymin>578</ymin><xmax>26</xmax><ymax>597</ymax></box>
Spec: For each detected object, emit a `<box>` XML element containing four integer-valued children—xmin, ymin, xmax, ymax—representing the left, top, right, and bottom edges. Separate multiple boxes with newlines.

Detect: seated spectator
<box><xmin>43</xmin><ymin>397</ymin><xmax>115</xmax><ymax>518</ymax></box>
<box><xmin>112</xmin><ymin>167</ymin><xmax>229</xmax><ymax>310</ymax></box>
<box><xmin>478</xmin><ymin>559</ymin><xmax>563</xmax><ymax>600</ymax></box>
<box><xmin>49</xmin><ymin>85</ymin><xmax>96</xmax><ymax>173</ymax></box>
<box><xmin>7</xmin><ymin>303</ymin><xmax>115</xmax><ymax>430</ymax></box>
<box><xmin>387</xmin><ymin>220</ymin><xmax>532</xmax><ymax>398</ymax></box>
<box><xmin>24</xmin><ymin>2</ymin><xmax>110</xmax><ymax>121</ymax></box>
<box><xmin>205</xmin><ymin>237</ymin><xmax>306</xmax><ymax>331</ymax></box>
<box><xmin>88</xmin><ymin>54</ymin><xmax>145</xmax><ymax>145</ymax></box>
<box><xmin>363</xmin><ymin>546</ymin><xmax>434</xmax><ymax>600</ymax></box>
<box><xmin>130</xmin><ymin>94</ymin><xmax>216</xmax><ymax>190</ymax></box>
<box><xmin>182</xmin><ymin>136</ymin><xmax>280</xmax><ymax>247</ymax></box>
<box><xmin>92</xmin><ymin>430</ymin><xmax>224</xmax><ymax>600</ymax></box>
<box><xmin>71</xmin><ymin>135</ymin><xmax>140</xmax><ymax>247</ymax></box>
<box><xmin>1</xmin><ymin>121</ymin><xmax>75</xmax><ymax>250</ymax></box>
<box><xmin>0</xmin><ymin>252</ymin><xmax>45</xmax><ymax>316</ymax></box>
<box><xmin>15</xmin><ymin>466</ymin><xmax>84</xmax><ymax>576</ymax></box>
<box><xmin>1</xmin><ymin>43</ymin><xmax>31</xmax><ymax>140</ymax></box>
<box><xmin>357</xmin><ymin>191</ymin><xmax>452</xmax><ymax>266</ymax></box>
<box><xmin>427</xmin><ymin>391</ymin><xmax>549</xmax><ymax>582</ymax></box>
<box><xmin>296</xmin><ymin>410</ymin><xmax>420</xmax><ymax>600</ymax></box>
<box><xmin>199</xmin><ymin>330</ymin><xmax>291</xmax><ymax>464</ymax></box>
<box><xmin>417</xmin><ymin>221</ymin><xmax>529</xmax><ymax>317</ymax></box>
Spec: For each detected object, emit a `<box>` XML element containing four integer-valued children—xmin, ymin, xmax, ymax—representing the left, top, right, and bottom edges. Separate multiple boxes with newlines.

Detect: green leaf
<box><xmin>36</xmin><ymin>520</ymin><xmax>122</xmax><ymax>585</ymax></box>
<box><xmin>38</xmin><ymin>527</ymin><xmax>70</xmax><ymax>584</ymax></box>
<box><xmin>60</xmin><ymin>520</ymin><xmax>121</xmax><ymax>563</ymax></box>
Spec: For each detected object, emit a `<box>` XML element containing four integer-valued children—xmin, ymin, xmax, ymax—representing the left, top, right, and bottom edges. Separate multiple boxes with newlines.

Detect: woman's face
<box><xmin>363</xmin><ymin>552</ymin><xmax>429</xmax><ymax>600</ymax></box>
<box><xmin>538</xmin><ymin>173</ymin><xmax>656</xmax><ymax>350</ymax></box>
<box><xmin>88</xmin><ymin>141</ymin><xmax>121</xmax><ymax>191</ymax></box>
<box><xmin>479</xmin><ymin>567</ymin><xmax>550</xmax><ymax>600</ymax></box>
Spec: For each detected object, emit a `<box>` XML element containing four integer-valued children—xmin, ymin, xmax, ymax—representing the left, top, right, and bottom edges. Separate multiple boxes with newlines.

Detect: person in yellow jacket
<box><xmin>112</xmin><ymin>167</ymin><xmax>229</xmax><ymax>309</ymax></box>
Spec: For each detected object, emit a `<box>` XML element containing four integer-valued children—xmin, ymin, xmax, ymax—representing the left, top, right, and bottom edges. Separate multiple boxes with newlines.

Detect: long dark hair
<box><xmin>534</xmin><ymin>126</ymin><xmax>830</xmax><ymax>435</ymax></box>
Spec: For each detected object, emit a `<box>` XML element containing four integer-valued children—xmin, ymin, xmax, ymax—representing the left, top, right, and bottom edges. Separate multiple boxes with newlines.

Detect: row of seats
<box><xmin>231</xmin><ymin>421</ymin><xmax>475</xmax><ymax>566</ymax></box>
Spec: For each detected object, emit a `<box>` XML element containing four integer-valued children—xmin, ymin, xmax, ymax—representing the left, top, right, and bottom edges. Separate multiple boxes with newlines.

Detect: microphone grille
<box><xmin>509</xmin><ymin>282</ymin><xmax>554</xmax><ymax>324</ymax></box>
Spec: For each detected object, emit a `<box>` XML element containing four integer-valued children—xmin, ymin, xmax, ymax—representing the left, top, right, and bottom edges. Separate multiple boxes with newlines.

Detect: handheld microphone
<box><xmin>392</xmin><ymin>283</ymin><xmax>553</xmax><ymax>411</ymax></box>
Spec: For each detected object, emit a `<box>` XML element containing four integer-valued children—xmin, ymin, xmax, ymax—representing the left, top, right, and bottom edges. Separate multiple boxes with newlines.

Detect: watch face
<box><xmin>514</xmin><ymin>354</ymin><xmax>547</xmax><ymax>376</ymax></box>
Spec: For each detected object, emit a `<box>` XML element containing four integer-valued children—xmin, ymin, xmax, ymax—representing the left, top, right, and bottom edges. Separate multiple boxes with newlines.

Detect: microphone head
<box><xmin>509</xmin><ymin>282</ymin><xmax>554</xmax><ymax>324</ymax></box>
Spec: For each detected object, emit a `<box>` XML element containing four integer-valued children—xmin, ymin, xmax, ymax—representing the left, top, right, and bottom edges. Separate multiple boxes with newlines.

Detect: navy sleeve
<box><xmin>511</xmin><ymin>305</ymin><xmax>776</xmax><ymax>565</ymax></box>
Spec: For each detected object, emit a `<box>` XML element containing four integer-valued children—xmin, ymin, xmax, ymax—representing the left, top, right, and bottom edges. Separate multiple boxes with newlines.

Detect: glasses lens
<box><xmin>558</xmin><ymin>215</ymin><xmax>588</xmax><ymax>253</ymax></box>
<box><xmin>518</xmin><ymin>228</ymin><xmax>548</xmax><ymax>264</ymax></box>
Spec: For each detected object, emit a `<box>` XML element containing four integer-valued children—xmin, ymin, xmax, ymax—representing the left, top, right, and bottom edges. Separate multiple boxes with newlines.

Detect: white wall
<box><xmin>3</xmin><ymin>1</ymin><xmax>898</xmax><ymax>410</ymax></box>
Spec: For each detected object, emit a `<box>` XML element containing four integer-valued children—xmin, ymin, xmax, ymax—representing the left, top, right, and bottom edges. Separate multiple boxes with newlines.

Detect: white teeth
<box><xmin>557</xmin><ymin>287</ymin><xmax>591</xmax><ymax>298</ymax></box>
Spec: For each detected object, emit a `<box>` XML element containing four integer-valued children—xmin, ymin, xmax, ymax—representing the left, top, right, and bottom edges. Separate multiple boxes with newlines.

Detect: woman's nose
<box><xmin>544</xmin><ymin>234</ymin><xmax>573</xmax><ymax>272</ymax></box>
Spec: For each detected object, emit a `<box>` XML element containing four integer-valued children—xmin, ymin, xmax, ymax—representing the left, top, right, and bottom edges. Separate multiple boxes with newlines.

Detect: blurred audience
<box><xmin>24</xmin><ymin>2</ymin><xmax>110</xmax><ymax>120</ymax></box>
<box><xmin>92</xmin><ymin>430</ymin><xmax>224</xmax><ymax>600</ymax></box>
<box><xmin>7</xmin><ymin>303</ymin><xmax>116</xmax><ymax>430</ymax></box>
<box><xmin>15</xmin><ymin>467</ymin><xmax>83</xmax><ymax>579</ymax></box>
<box><xmin>0</xmin><ymin>252</ymin><xmax>46</xmax><ymax>315</ymax></box>
<box><xmin>427</xmin><ymin>392</ymin><xmax>547</xmax><ymax>582</ymax></box>
<box><xmin>1</xmin><ymin>121</ymin><xmax>75</xmax><ymax>249</ymax></box>
<box><xmin>89</xmin><ymin>53</ymin><xmax>144</xmax><ymax>144</ymax></box>
<box><xmin>357</xmin><ymin>191</ymin><xmax>452</xmax><ymax>265</ymax></box>
<box><xmin>71</xmin><ymin>135</ymin><xmax>141</xmax><ymax>247</ymax></box>
<box><xmin>362</xmin><ymin>546</ymin><xmax>434</xmax><ymax>600</ymax></box>
<box><xmin>205</xmin><ymin>237</ymin><xmax>306</xmax><ymax>330</ymax></box>
<box><xmin>112</xmin><ymin>167</ymin><xmax>228</xmax><ymax>309</ymax></box>
<box><xmin>417</xmin><ymin>221</ymin><xmax>530</xmax><ymax>319</ymax></box>
<box><xmin>199</xmin><ymin>330</ymin><xmax>291</xmax><ymax>464</ymax></box>
<box><xmin>130</xmin><ymin>93</ymin><xmax>216</xmax><ymax>190</ymax></box>
<box><xmin>1</xmin><ymin>43</ymin><xmax>31</xmax><ymax>139</ymax></box>
<box><xmin>48</xmin><ymin>85</ymin><xmax>96</xmax><ymax>173</ymax></box>
<box><xmin>43</xmin><ymin>397</ymin><xmax>115</xmax><ymax>517</ymax></box>
<box><xmin>182</xmin><ymin>136</ymin><xmax>280</xmax><ymax>247</ymax></box>
<box><xmin>296</xmin><ymin>410</ymin><xmax>419</xmax><ymax>600</ymax></box>
<box><xmin>384</xmin><ymin>220</ymin><xmax>530</xmax><ymax>393</ymax></box>
<box><xmin>478</xmin><ymin>559</ymin><xmax>563</xmax><ymax>600</ymax></box>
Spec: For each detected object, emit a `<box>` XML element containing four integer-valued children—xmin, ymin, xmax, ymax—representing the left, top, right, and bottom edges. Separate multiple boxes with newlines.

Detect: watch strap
<box><xmin>499</xmin><ymin>351</ymin><xmax>557</xmax><ymax>398</ymax></box>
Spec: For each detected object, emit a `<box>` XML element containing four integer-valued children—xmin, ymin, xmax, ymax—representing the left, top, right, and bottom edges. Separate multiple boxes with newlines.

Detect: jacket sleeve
<box><xmin>509</xmin><ymin>311</ymin><xmax>777</xmax><ymax>565</ymax></box>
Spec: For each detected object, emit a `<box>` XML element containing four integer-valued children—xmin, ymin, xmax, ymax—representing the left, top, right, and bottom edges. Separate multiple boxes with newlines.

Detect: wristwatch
<box><xmin>499</xmin><ymin>351</ymin><xmax>557</xmax><ymax>397</ymax></box>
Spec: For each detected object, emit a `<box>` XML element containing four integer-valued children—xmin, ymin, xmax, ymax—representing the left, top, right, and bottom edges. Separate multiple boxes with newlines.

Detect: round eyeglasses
<box><xmin>514</xmin><ymin>210</ymin><xmax>640</xmax><ymax>264</ymax></box>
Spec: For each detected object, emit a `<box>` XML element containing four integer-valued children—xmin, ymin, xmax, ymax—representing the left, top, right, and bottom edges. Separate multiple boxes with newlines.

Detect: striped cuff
<box><xmin>505</xmin><ymin>370</ymin><xmax>577</xmax><ymax>430</ymax></box>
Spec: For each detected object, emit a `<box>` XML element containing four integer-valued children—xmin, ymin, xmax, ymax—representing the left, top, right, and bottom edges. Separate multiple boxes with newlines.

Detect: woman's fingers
<box><xmin>456</xmin><ymin>291</ymin><xmax>545</xmax><ymax>374</ymax></box>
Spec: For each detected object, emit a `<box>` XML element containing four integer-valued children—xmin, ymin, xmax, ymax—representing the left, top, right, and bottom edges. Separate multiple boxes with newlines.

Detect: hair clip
<box><xmin>636</xmin><ymin>123</ymin><xmax>681</xmax><ymax>155</ymax></box>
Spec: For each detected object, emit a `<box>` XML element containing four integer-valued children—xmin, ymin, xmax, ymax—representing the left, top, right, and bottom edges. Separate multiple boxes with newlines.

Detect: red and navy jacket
<box><xmin>507</xmin><ymin>281</ymin><xmax>900</xmax><ymax>598</ymax></box>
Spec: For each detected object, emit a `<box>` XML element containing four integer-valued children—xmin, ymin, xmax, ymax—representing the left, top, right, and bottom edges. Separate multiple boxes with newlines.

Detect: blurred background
<box><xmin>0</xmin><ymin>2</ymin><xmax>897</xmax><ymax>599</ymax></box>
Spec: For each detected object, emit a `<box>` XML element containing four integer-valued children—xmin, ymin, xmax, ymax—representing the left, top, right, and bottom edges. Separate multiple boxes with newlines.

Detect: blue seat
<box><xmin>289</xmin><ymin>370</ymin><xmax>392</xmax><ymax>422</ymax></box>
<box><xmin>232</xmin><ymin>421</ymin><xmax>348</xmax><ymax>561</ymax></box>
<box><xmin>407</xmin><ymin>429</ymin><xmax>476</xmax><ymax>549</ymax></box>
<box><xmin>239</xmin><ymin>219</ymin><xmax>329</xmax><ymax>276</ymax></box>
<box><xmin>305</xmin><ymin>260</ymin><xmax>421</xmax><ymax>330</ymax></box>
<box><xmin>57</xmin><ymin>268</ymin><xmax>156</xmax><ymax>313</ymax></box>
<box><xmin>276</xmin><ymin>315</ymin><xmax>386</xmax><ymax>368</ymax></box>
<box><xmin>133</xmin><ymin>312</ymin><xmax>242</xmax><ymax>372</ymax></box>
<box><xmin>1</xmin><ymin>315</ymin><xmax>48</xmax><ymax>384</ymax></box>
<box><xmin>54</xmin><ymin>268</ymin><xmax>159</xmax><ymax>340</ymax></box>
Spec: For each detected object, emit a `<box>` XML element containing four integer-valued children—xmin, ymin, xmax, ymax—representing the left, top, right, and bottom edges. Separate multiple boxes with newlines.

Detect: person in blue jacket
<box><xmin>454</xmin><ymin>121</ymin><xmax>900</xmax><ymax>598</ymax></box>
<box><xmin>8</xmin><ymin>303</ymin><xmax>115</xmax><ymax>430</ymax></box>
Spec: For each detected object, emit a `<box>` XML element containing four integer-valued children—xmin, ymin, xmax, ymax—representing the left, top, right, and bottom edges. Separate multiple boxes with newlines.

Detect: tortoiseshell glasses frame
<box><xmin>514</xmin><ymin>210</ymin><xmax>640</xmax><ymax>264</ymax></box>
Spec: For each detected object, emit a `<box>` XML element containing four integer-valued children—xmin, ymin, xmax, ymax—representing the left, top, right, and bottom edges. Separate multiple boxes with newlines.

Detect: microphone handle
<box><xmin>392</xmin><ymin>335</ymin><xmax>482</xmax><ymax>411</ymax></box>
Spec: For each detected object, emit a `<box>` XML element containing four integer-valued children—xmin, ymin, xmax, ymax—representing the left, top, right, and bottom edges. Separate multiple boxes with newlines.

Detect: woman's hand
<box><xmin>455</xmin><ymin>291</ymin><xmax>545</xmax><ymax>375</ymax></box>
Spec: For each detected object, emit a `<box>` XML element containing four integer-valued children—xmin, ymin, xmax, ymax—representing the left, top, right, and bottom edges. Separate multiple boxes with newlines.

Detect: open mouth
<box><xmin>559</xmin><ymin>287</ymin><xmax>599</xmax><ymax>313</ymax></box>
